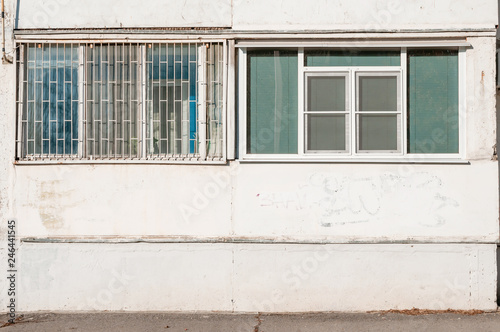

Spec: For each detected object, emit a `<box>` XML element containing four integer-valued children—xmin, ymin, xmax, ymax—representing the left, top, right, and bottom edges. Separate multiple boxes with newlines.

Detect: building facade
<box><xmin>0</xmin><ymin>0</ymin><xmax>499</xmax><ymax>312</ymax></box>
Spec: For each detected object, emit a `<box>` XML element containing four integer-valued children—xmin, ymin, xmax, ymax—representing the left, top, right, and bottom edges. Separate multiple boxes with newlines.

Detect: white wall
<box><xmin>0</xmin><ymin>0</ymin><xmax>498</xmax><ymax>313</ymax></box>
<box><xmin>232</xmin><ymin>0</ymin><xmax>497</xmax><ymax>31</ymax></box>
<box><xmin>14</xmin><ymin>0</ymin><xmax>232</xmax><ymax>29</ymax></box>
<box><xmin>10</xmin><ymin>161</ymin><xmax>499</xmax><ymax>243</ymax></box>
<box><xmin>17</xmin><ymin>242</ymin><xmax>498</xmax><ymax>312</ymax></box>
<box><xmin>11</xmin><ymin>0</ymin><xmax>498</xmax><ymax>31</ymax></box>
<box><xmin>8</xmin><ymin>36</ymin><xmax>498</xmax><ymax>243</ymax></box>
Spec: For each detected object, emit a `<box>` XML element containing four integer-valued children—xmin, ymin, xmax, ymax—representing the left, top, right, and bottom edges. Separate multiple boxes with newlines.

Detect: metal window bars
<box><xmin>85</xmin><ymin>43</ymin><xmax>141</xmax><ymax>159</ymax></box>
<box><xmin>16</xmin><ymin>41</ymin><xmax>226</xmax><ymax>162</ymax></box>
<box><xmin>18</xmin><ymin>43</ymin><xmax>80</xmax><ymax>159</ymax></box>
<box><xmin>145</xmin><ymin>42</ymin><xmax>224</xmax><ymax>160</ymax></box>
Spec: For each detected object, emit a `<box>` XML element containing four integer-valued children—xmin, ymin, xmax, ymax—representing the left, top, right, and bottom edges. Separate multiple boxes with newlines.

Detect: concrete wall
<box><xmin>11</xmin><ymin>0</ymin><xmax>498</xmax><ymax>30</ymax></box>
<box><xmin>0</xmin><ymin>0</ymin><xmax>498</xmax><ymax>313</ymax></box>
<box><xmin>10</xmin><ymin>161</ymin><xmax>499</xmax><ymax>243</ymax></box>
<box><xmin>17</xmin><ymin>243</ymin><xmax>498</xmax><ymax>312</ymax></box>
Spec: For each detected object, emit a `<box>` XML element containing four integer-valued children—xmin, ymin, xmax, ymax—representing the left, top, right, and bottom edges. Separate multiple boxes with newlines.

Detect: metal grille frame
<box><xmin>16</xmin><ymin>40</ymin><xmax>228</xmax><ymax>163</ymax></box>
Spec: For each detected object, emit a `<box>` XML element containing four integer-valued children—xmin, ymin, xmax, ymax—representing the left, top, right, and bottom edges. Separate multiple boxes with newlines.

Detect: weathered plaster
<box><xmin>16</xmin><ymin>243</ymin><xmax>498</xmax><ymax>312</ymax></box>
<box><xmin>0</xmin><ymin>0</ymin><xmax>498</xmax><ymax>313</ymax></box>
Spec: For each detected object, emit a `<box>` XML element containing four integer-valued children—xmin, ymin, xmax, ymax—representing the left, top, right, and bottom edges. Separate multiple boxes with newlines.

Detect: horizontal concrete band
<box><xmin>15</xmin><ymin>242</ymin><xmax>498</xmax><ymax>312</ymax></box>
<box><xmin>19</xmin><ymin>237</ymin><xmax>499</xmax><ymax>245</ymax></box>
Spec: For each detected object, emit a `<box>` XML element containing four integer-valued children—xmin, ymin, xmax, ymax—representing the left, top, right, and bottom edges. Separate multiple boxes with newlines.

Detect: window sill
<box><xmin>14</xmin><ymin>159</ymin><xmax>227</xmax><ymax>166</ymax></box>
<box><xmin>239</xmin><ymin>157</ymin><xmax>469</xmax><ymax>164</ymax></box>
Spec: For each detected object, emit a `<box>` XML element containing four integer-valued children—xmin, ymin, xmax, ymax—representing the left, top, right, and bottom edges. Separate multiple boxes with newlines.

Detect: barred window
<box><xmin>145</xmin><ymin>43</ymin><xmax>224</xmax><ymax>160</ymax></box>
<box><xmin>19</xmin><ymin>44</ymin><xmax>80</xmax><ymax>157</ymax></box>
<box><xmin>17</xmin><ymin>41</ymin><xmax>227</xmax><ymax>162</ymax></box>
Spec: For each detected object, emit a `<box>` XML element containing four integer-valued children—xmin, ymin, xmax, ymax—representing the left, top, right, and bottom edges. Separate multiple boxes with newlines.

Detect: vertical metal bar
<box><xmin>174</xmin><ymin>43</ymin><xmax>178</xmax><ymax>155</ymax></box>
<box><xmin>141</xmin><ymin>44</ymin><xmax>147</xmax><ymax>158</ymax></box>
<box><xmin>62</xmin><ymin>43</ymin><xmax>66</xmax><ymax>156</ymax></box>
<box><xmin>99</xmin><ymin>43</ymin><xmax>103</xmax><ymax>157</ymax></box>
<box><xmin>113</xmin><ymin>43</ymin><xmax>117</xmax><ymax>157</ymax></box>
<box><xmin>42</xmin><ymin>44</ymin><xmax>45</xmax><ymax>156</ymax></box>
<box><xmin>127</xmin><ymin>44</ymin><xmax>131</xmax><ymax>157</ymax></box>
<box><xmin>16</xmin><ymin>44</ymin><xmax>24</xmax><ymax>159</ymax></box>
<box><xmin>161</xmin><ymin>43</ymin><xmax>165</xmax><ymax>156</ymax></box>
<box><xmin>89</xmin><ymin>44</ymin><xmax>94</xmax><ymax>158</ymax></box>
<box><xmin>78</xmin><ymin>44</ymin><xmax>85</xmax><ymax>159</ymax></box>
<box><xmin>198</xmin><ymin>44</ymin><xmax>207</xmax><ymax>160</ymax></box>
<box><xmin>178</xmin><ymin>43</ymin><xmax>184</xmax><ymax>155</ymax></box>
<box><xmin>123</xmin><ymin>43</ymin><xmax>127</xmax><ymax>157</ymax></box>
<box><xmin>120</xmin><ymin>43</ymin><xmax>123</xmax><ymax>157</ymax></box>
<box><xmin>47</xmin><ymin>43</ymin><xmax>52</xmax><ymax>155</ymax></box>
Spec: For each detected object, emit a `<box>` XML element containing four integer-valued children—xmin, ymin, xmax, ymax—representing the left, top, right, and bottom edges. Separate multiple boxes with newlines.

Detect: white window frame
<box><xmin>238</xmin><ymin>45</ymin><xmax>467</xmax><ymax>163</ymax></box>
<box><xmin>16</xmin><ymin>40</ymin><xmax>231</xmax><ymax>164</ymax></box>
<box><xmin>354</xmin><ymin>70</ymin><xmax>402</xmax><ymax>155</ymax></box>
<box><xmin>304</xmin><ymin>71</ymin><xmax>350</xmax><ymax>154</ymax></box>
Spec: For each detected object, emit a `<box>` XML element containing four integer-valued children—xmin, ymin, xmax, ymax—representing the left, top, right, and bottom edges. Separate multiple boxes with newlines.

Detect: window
<box><xmin>407</xmin><ymin>49</ymin><xmax>459</xmax><ymax>154</ymax></box>
<box><xmin>17</xmin><ymin>41</ymin><xmax>227</xmax><ymax>162</ymax></box>
<box><xmin>240</xmin><ymin>47</ymin><xmax>462</xmax><ymax>161</ymax></box>
<box><xmin>19</xmin><ymin>44</ymin><xmax>80</xmax><ymax>157</ymax></box>
<box><xmin>246</xmin><ymin>50</ymin><xmax>298</xmax><ymax>154</ymax></box>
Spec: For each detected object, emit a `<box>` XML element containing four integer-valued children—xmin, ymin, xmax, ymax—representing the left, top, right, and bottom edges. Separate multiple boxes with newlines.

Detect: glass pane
<box><xmin>247</xmin><ymin>50</ymin><xmax>298</xmax><ymax>154</ymax></box>
<box><xmin>358</xmin><ymin>114</ymin><xmax>398</xmax><ymax>151</ymax></box>
<box><xmin>307</xmin><ymin>76</ymin><xmax>345</xmax><ymax>112</ymax></box>
<box><xmin>407</xmin><ymin>50</ymin><xmax>458</xmax><ymax>153</ymax></box>
<box><xmin>23</xmin><ymin>43</ymin><xmax>78</xmax><ymax>157</ymax></box>
<box><xmin>359</xmin><ymin>76</ymin><xmax>397</xmax><ymax>112</ymax></box>
<box><xmin>307</xmin><ymin>114</ymin><xmax>346</xmax><ymax>151</ymax></box>
<box><xmin>305</xmin><ymin>50</ymin><xmax>401</xmax><ymax>67</ymax></box>
<box><xmin>145</xmin><ymin>42</ymin><xmax>224</xmax><ymax>158</ymax></box>
<box><xmin>87</xmin><ymin>44</ymin><xmax>140</xmax><ymax>158</ymax></box>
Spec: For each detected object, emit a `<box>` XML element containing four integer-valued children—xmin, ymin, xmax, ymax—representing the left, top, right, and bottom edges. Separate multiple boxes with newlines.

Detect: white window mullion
<box><xmin>238</xmin><ymin>48</ymin><xmax>247</xmax><ymax>159</ymax></box>
<box><xmin>401</xmin><ymin>47</ymin><xmax>407</xmax><ymax>156</ymax></box>
<box><xmin>350</xmin><ymin>69</ymin><xmax>356</xmax><ymax>155</ymax></box>
<box><xmin>298</xmin><ymin>48</ymin><xmax>305</xmax><ymax>156</ymax></box>
<box><xmin>355</xmin><ymin>71</ymin><xmax>402</xmax><ymax>154</ymax></box>
<box><xmin>226</xmin><ymin>40</ymin><xmax>236</xmax><ymax>160</ymax></box>
<box><xmin>458</xmin><ymin>46</ymin><xmax>466</xmax><ymax>159</ymax></box>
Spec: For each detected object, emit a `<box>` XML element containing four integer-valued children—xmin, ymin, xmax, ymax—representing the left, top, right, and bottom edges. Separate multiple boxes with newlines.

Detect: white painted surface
<box><xmin>12</xmin><ymin>165</ymin><xmax>233</xmax><ymax>237</ymax></box>
<box><xmin>0</xmin><ymin>0</ymin><xmax>498</xmax><ymax>314</ymax></box>
<box><xmin>232</xmin><ymin>0</ymin><xmax>497</xmax><ymax>31</ymax></box>
<box><xmin>10</xmin><ymin>0</ymin><xmax>498</xmax><ymax>30</ymax></box>
<box><xmin>231</xmin><ymin>161</ymin><xmax>498</xmax><ymax>242</ymax></box>
<box><xmin>19</xmin><ymin>243</ymin><xmax>234</xmax><ymax>311</ymax></box>
<box><xmin>6</xmin><ymin>36</ymin><xmax>498</xmax><ymax>242</ymax></box>
<box><xmin>14</xmin><ymin>0</ymin><xmax>232</xmax><ymax>29</ymax></box>
<box><xmin>17</xmin><ymin>243</ymin><xmax>498</xmax><ymax>312</ymax></box>
<box><xmin>10</xmin><ymin>161</ymin><xmax>498</xmax><ymax>242</ymax></box>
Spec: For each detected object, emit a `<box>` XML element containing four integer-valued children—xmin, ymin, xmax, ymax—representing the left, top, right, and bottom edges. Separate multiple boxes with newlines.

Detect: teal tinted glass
<box><xmin>407</xmin><ymin>50</ymin><xmax>458</xmax><ymax>153</ymax></box>
<box><xmin>305</xmin><ymin>50</ymin><xmax>401</xmax><ymax>67</ymax></box>
<box><xmin>247</xmin><ymin>50</ymin><xmax>298</xmax><ymax>154</ymax></box>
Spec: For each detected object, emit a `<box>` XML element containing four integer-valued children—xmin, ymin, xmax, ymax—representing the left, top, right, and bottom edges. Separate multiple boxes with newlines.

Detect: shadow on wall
<box><xmin>497</xmin><ymin>246</ymin><xmax>500</xmax><ymax>304</ymax></box>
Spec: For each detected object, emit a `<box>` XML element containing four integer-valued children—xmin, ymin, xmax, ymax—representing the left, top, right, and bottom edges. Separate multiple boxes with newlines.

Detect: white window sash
<box><xmin>239</xmin><ymin>46</ymin><xmax>464</xmax><ymax>162</ymax></box>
